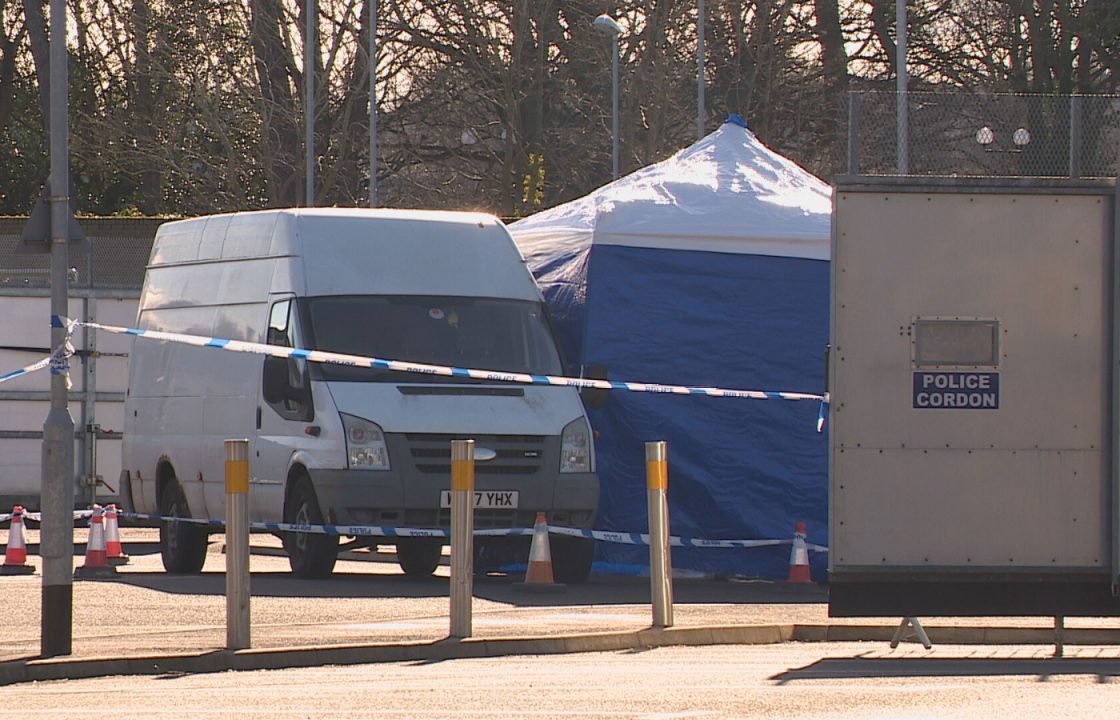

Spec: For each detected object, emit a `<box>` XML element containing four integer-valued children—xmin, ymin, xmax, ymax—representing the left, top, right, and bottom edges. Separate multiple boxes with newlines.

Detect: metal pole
<box><xmin>697</xmin><ymin>0</ymin><xmax>705</xmax><ymax>141</ymax></box>
<box><xmin>369</xmin><ymin>0</ymin><xmax>378</xmax><ymax>208</ymax></box>
<box><xmin>847</xmin><ymin>92</ymin><xmax>861</xmax><ymax>176</ymax></box>
<box><xmin>449</xmin><ymin>439</ymin><xmax>475</xmax><ymax>638</ymax></box>
<box><xmin>896</xmin><ymin>0</ymin><xmax>908</xmax><ymax>175</ymax></box>
<box><xmin>1111</xmin><ymin>152</ymin><xmax>1120</xmax><ymax>598</ymax></box>
<box><xmin>1069</xmin><ymin>95</ymin><xmax>1082</xmax><ymax>180</ymax></box>
<box><xmin>225</xmin><ymin>439</ymin><xmax>250</xmax><ymax>650</ymax></box>
<box><xmin>646</xmin><ymin>441</ymin><xmax>673</xmax><ymax>628</ymax></box>
<box><xmin>611</xmin><ymin>34</ymin><xmax>620</xmax><ymax>181</ymax></box>
<box><xmin>82</xmin><ymin>293</ymin><xmax>98</xmax><ymax>507</ymax></box>
<box><xmin>41</xmin><ymin>0</ymin><xmax>75</xmax><ymax>659</ymax></box>
<box><xmin>304</xmin><ymin>0</ymin><xmax>316</xmax><ymax>206</ymax></box>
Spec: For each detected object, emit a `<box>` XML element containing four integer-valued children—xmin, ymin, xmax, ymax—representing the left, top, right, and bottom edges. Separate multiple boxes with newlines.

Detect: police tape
<box><xmin>0</xmin><ymin>317</ymin><xmax>79</xmax><ymax>389</ymax></box>
<box><xmin>71</xmin><ymin>317</ymin><xmax>827</xmax><ymax>405</ymax></box>
<box><xmin>0</xmin><ymin>355</ymin><xmax>53</xmax><ymax>385</ymax></box>
<box><xmin>0</xmin><ymin>318</ymin><xmax>829</xmax><ymax>433</ymax></box>
<box><xmin>3</xmin><ymin>509</ymin><xmax>97</xmax><ymax>524</ymax></box>
<box><xmin>117</xmin><ymin>511</ymin><xmax>828</xmax><ymax>552</ymax></box>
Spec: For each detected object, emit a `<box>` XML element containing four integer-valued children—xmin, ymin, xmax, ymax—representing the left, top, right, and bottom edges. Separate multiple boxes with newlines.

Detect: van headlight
<box><xmin>560</xmin><ymin>418</ymin><xmax>592</xmax><ymax>473</ymax></box>
<box><xmin>342</xmin><ymin>414</ymin><xmax>390</xmax><ymax>470</ymax></box>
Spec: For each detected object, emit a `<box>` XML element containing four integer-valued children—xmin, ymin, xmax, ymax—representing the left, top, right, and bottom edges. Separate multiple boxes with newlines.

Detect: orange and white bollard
<box><xmin>646</xmin><ymin>441</ymin><xmax>674</xmax><ymax>627</ymax></box>
<box><xmin>1</xmin><ymin>506</ymin><xmax>35</xmax><ymax>575</ymax></box>
<box><xmin>104</xmin><ymin>503</ymin><xmax>130</xmax><ymax>566</ymax></box>
<box><xmin>786</xmin><ymin>521</ymin><xmax>812</xmax><ymax>584</ymax></box>
<box><xmin>75</xmin><ymin>505</ymin><xmax>118</xmax><ymax>579</ymax></box>
<box><xmin>449</xmin><ymin>439</ymin><xmax>476</xmax><ymax>637</ymax></box>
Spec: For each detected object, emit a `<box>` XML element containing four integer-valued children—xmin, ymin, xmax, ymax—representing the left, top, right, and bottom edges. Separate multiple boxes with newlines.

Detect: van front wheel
<box><xmin>284</xmin><ymin>476</ymin><xmax>339</xmax><ymax>579</ymax></box>
<box><xmin>159</xmin><ymin>480</ymin><xmax>208</xmax><ymax>574</ymax></box>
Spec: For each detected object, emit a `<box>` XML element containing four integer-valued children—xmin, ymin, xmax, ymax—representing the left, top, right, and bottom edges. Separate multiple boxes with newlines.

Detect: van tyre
<box><xmin>285</xmin><ymin>476</ymin><xmax>339</xmax><ymax>579</ymax></box>
<box><xmin>552</xmin><ymin>535</ymin><xmax>595</xmax><ymax>584</ymax></box>
<box><xmin>396</xmin><ymin>538</ymin><xmax>443</xmax><ymax>577</ymax></box>
<box><xmin>159</xmin><ymin>479</ymin><xmax>208</xmax><ymax>574</ymax></box>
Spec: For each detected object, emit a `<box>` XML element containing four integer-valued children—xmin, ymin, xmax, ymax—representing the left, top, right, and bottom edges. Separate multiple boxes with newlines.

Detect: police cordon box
<box><xmin>829</xmin><ymin>177</ymin><xmax>1120</xmax><ymax>617</ymax></box>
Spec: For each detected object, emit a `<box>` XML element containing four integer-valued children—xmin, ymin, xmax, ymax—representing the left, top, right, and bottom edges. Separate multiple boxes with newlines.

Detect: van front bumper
<box><xmin>307</xmin><ymin>468</ymin><xmax>598</xmax><ymax>531</ymax></box>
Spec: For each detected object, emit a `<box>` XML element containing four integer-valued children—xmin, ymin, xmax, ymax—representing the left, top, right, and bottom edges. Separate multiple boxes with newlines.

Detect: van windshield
<box><xmin>302</xmin><ymin>295</ymin><xmax>564</xmax><ymax>383</ymax></box>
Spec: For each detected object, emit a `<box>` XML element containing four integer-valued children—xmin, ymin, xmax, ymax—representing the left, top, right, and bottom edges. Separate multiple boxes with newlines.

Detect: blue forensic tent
<box><xmin>509</xmin><ymin>117</ymin><xmax>831</xmax><ymax>579</ymax></box>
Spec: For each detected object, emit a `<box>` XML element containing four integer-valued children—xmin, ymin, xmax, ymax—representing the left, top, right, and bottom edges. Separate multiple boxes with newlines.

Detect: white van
<box><xmin>120</xmin><ymin>208</ymin><xmax>599</xmax><ymax>581</ymax></box>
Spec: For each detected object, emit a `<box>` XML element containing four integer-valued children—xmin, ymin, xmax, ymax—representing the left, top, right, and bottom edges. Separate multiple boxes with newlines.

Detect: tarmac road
<box><xmin>1</xmin><ymin>527</ymin><xmax>1119</xmax><ymax>686</ymax></box>
<box><xmin>0</xmin><ymin>528</ymin><xmax>829</xmax><ymax>661</ymax></box>
<box><xmin>7</xmin><ymin>643</ymin><xmax>1120</xmax><ymax>719</ymax></box>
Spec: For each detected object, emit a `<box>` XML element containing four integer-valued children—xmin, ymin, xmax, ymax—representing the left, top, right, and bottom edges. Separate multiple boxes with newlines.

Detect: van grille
<box><xmin>403</xmin><ymin>433</ymin><xmax>546</xmax><ymax>476</ymax></box>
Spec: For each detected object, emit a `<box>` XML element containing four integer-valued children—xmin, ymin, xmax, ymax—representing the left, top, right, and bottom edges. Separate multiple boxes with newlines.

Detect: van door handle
<box><xmin>256</xmin><ymin>406</ymin><xmax>262</xmax><ymax>430</ymax></box>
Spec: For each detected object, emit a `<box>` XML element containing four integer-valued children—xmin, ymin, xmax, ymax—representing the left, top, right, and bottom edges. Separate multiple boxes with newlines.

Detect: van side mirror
<box><xmin>581</xmin><ymin>364</ymin><xmax>610</xmax><ymax>411</ymax></box>
<box><xmin>262</xmin><ymin>356</ymin><xmax>289</xmax><ymax>404</ymax></box>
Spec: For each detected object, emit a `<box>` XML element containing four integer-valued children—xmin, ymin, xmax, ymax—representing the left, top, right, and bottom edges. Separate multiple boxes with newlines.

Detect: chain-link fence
<box><xmin>848</xmin><ymin>92</ymin><xmax>1120</xmax><ymax>179</ymax></box>
<box><xmin>0</xmin><ymin>217</ymin><xmax>163</xmax><ymax>290</ymax></box>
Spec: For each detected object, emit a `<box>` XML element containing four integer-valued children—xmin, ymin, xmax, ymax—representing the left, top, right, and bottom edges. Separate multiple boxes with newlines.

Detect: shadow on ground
<box><xmin>772</xmin><ymin>656</ymin><xmax>1120</xmax><ymax>683</ymax></box>
<box><xmin>87</xmin><ymin>540</ymin><xmax>827</xmax><ymax>606</ymax></box>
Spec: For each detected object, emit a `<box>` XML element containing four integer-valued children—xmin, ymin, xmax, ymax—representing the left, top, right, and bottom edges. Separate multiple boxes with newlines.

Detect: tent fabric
<box><xmin>510</xmin><ymin>118</ymin><xmax>831</xmax><ymax>579</ymax></box>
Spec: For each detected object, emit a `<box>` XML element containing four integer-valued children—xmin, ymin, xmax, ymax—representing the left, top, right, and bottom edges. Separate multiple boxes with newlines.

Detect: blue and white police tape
<box><xmin>0</xmin><ymin>317</ymin><xmax>830</xmax><ymax>427</ymax></box>
<box><xmin>70</xmin><ymin>317</ymin><xmax>827</xmax><ymax>406</ymax></box>
<box><xmin>0</xmin><ymin>355</ymin><xmax>53</xmax><ymax>385</ymax></box>
<box><xmin>0</xmin><ymin>509</ymin><xmax>99</xmax><ymax>524</ymax></box>
<box><xmin>48</xmin><ymin>316</ymin><xmax>79</xmax><ymax>389</ymax></box>
<box><xmin>0</xmin><ymin>317</ymin><xmax>79</xmax><ymax>388</ymax></box>
<box><xmin>118</xmin><ymin>512</ymin><xmax>827</xmax><ymax>553</ymax></box>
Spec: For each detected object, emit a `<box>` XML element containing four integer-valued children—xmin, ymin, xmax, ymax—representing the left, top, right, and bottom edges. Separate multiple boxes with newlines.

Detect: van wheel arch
<box><xmin>155</xmin><ymin>459</ymin><xmax>177</xmax><ymax>508</ymax></box>
<box><xmin>283</xmin><ymin>464</ymin><xmax>312</xmax><ymax>517</ymax></box>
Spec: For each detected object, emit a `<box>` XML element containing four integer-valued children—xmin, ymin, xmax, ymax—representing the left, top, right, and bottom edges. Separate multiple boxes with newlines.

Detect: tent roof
<box><xmin>511</xmin><ymin>116</ymin><xmax>831</xmax><ymax>262</ymax></box>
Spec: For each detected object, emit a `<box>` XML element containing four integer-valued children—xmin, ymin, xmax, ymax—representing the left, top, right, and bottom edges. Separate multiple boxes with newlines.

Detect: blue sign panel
<box><xmin>913</xmin><ymin>372</ymin><xmax>999</xmax><ymax>410</ymax></box>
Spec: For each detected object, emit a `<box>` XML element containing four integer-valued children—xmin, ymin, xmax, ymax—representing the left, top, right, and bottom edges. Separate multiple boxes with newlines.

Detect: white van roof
<box><xmin>150</xmin><ymin>208</ymin><xmax>541</xmax><ymax>300</ymax></box>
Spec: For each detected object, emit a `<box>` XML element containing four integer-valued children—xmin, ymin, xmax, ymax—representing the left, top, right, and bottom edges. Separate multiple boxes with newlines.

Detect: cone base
<box><xmin>787</xmin><ymin>566</ymin><xmax>812</xmax><ymax>584</ymax></box>
<box><xmin>107</xmin><ymin>555</ymin><xmax>131</xmax><ymax>566</ymax></box>
<box><xmin>74</xmin><ymin>564</ymin><xmax>119</xmax><ymax>579</ymax></box>
<box><xmin>0</xmin><ymin>564</ymin><xmax>35</xmax><ymax>575</ymax></box>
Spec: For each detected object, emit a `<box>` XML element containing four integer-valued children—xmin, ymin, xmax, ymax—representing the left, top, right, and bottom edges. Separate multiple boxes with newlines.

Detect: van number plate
<box><xmin>439</xmin><ymin>490</ymin><xmax>519</xmax><ymax>509</ymax></box>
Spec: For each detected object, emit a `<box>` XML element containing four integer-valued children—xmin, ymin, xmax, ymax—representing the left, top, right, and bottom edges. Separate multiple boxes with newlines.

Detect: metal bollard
<box><xmin>646</xmin><ymin>441</ymin><xmax>674</xmax><ymax>628</ymax></box>
<box><xmin>225</xmin><ymin>439</ymin><xmax>251</xmax><ymax>650</ymax></box>
<box><xmin>449</xmin><ymin>439</ymin><xmax>475</xmax><ymax>638</ymax></box>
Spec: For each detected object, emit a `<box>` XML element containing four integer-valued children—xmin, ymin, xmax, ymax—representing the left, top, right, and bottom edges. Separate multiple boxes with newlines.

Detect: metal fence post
<box><xmin>449</xmin><ymin>439</ymin><xmax>475</xmax><ymax>638</ymax></box>
<box><xmin>225</xmin><ymin>439</ymin><xmax>250</xmax><ymax>650</ymax></box>
<box><xmin>1069</xmin><ymin>94</ymin><xmax>1082</xmax><ymax>180</ymax></box>
<box><xmin>646</xmin><ymin>441</ymin><xmax>673</xmax><ymax>628</ymax></box>
<box><xmin>847</xmin><ymin>92</ymin><xmax>861</xmax><ymax>176</ymax></box>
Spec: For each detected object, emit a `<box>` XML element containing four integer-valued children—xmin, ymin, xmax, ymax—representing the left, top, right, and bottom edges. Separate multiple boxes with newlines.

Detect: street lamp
<box><xmin>697</xmin><ymin>0</ymin><xmax>705</xmax><ymax>140</ymax></box>
<box><xmin>305</xmin><ymin>0</ymin><xmax>317</xmax><ymax>206</ymax></box>
<box><xmin>593</xmin><ymin>14</ymin><xmax>622</xmax><ymax>181</ymax></box>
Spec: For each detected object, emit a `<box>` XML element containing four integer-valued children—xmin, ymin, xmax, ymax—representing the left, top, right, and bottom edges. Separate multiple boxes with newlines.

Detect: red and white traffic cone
<box><xmin>786</xmin><ymin>521</ymin><xmax>812</xmax><ymax>584</ymax></box>
<box><xmin>104</xmin><ymin>503</ymin><xmax>130</xmax><ymax>566</ymax></box>
<box><xmin>1</xmin><ymin>506</ymin><xmax>35</xmax><ymax>575</ymax></box>
<box><xmin>514</xmin><ymin>512</ymin><xmax>565</xmax><ymax>593</ymax></box>
<box><xmin>75</xmin><ymin>505</ymin><xmax>118</xmax><ymax>579</ymax></box>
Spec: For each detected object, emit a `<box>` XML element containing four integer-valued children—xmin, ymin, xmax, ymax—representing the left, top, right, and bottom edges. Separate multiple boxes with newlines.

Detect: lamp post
<box><xmin>369</xmin><ymin>0</ymin><xmax>377</xmax><ymax>207</ymax></box>
<box><xmin>896</xmin><ymin>0</ymin><xmax>908</xmax><ymax>174</ymax></box>
<box><xmin>593</xmin><ymin>14</ymin><xmax>622</xmax><ymax>181</ymax></box>
<box><xmin>697</xmin><ymin>0</ymin><xmax>705</xmax><ymax>140</ymax></box>
<box><xmin>305</xmin><ymin>0</ymin><xmax>317</xmax><ymax>206</ymax></box>
<box><xmin>42</xmin><ymin>0</ymin><xmax>75</xmax><ymax>658</ymax></box>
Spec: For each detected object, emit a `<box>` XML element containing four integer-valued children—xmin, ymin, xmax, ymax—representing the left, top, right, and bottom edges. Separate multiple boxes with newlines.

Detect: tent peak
<box><xmin>724</xmin><ymin>114</ymin><xmax>748</xmax><ymax>129</ymax></box>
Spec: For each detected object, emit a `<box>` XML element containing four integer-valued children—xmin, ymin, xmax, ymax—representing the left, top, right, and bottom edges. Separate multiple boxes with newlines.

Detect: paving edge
<box><xmin>1</xmin><ymin>623</ymin><xmax>1117</xmax><ymax>686</ymax></box>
